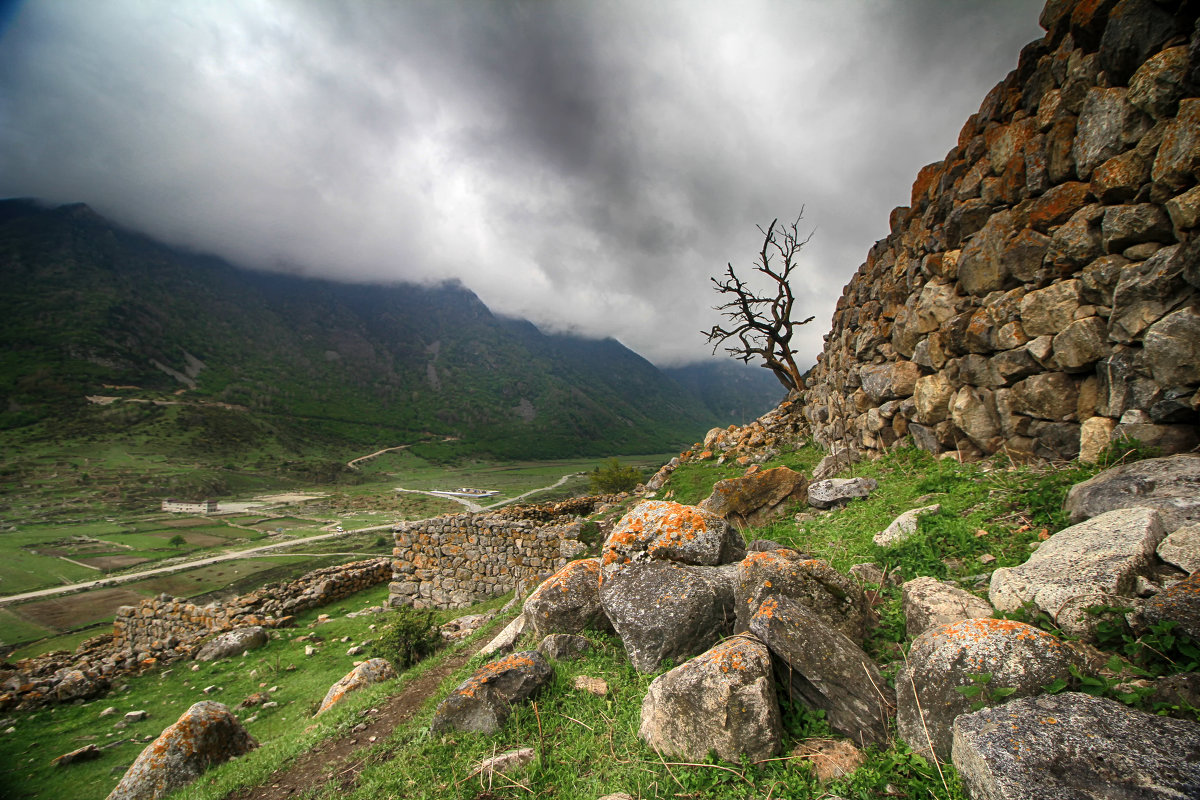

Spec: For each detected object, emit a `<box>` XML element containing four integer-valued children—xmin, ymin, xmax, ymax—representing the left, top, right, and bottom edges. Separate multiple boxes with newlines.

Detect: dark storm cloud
<box><xmin>0</xmin><ymin>0</ymin><xmax>1045</xmax><ymax>365</ymax></box>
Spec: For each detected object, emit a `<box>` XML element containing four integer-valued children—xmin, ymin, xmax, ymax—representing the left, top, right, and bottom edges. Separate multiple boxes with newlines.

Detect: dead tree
<box><xmin>703</xmin><ymin>214</ymin><xmax>815</xmax><ymax>392</ymax></box>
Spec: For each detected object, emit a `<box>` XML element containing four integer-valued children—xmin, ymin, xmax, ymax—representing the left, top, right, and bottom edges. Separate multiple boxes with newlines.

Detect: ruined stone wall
<box><xmin>388</xmin><ymin>497</ymin><xmax>618</xmax><ymax>609</ymax></box>
<box><xmin>112</xmin><ymin>558</ymin><xmax>391</xmax><ymax>660</ymax></box>
<box><xmin>801</xmin><ymin>0</ymin><xmax>1200</xmax><ymax>463</ymax></box>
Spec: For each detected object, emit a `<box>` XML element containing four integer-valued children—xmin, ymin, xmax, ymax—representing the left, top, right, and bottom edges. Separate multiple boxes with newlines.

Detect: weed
<box><xmin>953</xmin><ymin>672</ymin><xmax>1018</xmax><ymax>711</ymax></box>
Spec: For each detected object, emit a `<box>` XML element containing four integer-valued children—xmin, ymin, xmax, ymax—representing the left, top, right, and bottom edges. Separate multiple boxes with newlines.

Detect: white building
<box><xmin>161</xmin><ymin>498</ymin><xmax>219</xmax><ymax>514</ymax></box>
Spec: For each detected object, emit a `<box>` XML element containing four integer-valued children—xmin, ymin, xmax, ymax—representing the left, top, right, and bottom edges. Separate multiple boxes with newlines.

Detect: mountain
<box><xmin>661</xmin><ymin>360</ymin><xmax>788</xmax><ymax>429</ymax></box>
<box><xmin>0</xmin><ymin>198</ymin><xmax>764</xmax><ymax>462</ymax></box>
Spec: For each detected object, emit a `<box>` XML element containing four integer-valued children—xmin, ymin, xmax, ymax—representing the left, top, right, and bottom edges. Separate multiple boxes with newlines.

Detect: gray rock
<box><xmin>1158</xmin><ymin>524</ymin><xmax>1200</xmax><ymax>574</ymax></box>
<box><xmin>950</xmin><ymin>386</ymin><xmax>1002</xmax><ymax>452</ymax></box>
<box><xmin>537</xmin><ymin>633</ymin><xmax>591</xmax><ymax>661</ymax></box>
<box><xmin>749</xmin><ymin>595</ymin><xmax>891</xmax><ymax>749</ymax></box>
<box><xmin>1129</xmin><ymin>46</ymin><xmax>1191</xmax><ymax>121</ymax></box>
<box><xmin>1051</xmin><ymin>317</ymin><xmax>1108</xmax><ymax>371</ymax></box>
<box><xmin>469</xmin><ymin>748</ymin><xmax>535</xmax><ymax>779</ymax></box>
<box><xmin>1010</xmin><ymin>373</ymin><xmax>1078</xmax><ymax>421</ymax></box>
<box><xmin>811</xmin><ymin>448</ymin><xmax>862</xmax><ymax>481</ymax></box>
<box><xmin>875</xmin><ymin>504</ymin><xmax>942</xmax><ymax>548</ymax></box>
<box><xmin>900</xmin><ymin>576</ymin><xmax>993</xmax><ymax>639</ymax></box>
<box><xmin>1045</xmin><ymin>204</ymin><xmax>1105</xmax><ymax>272</ymax></box>
<box><xmin>315</xmin><ymin>658</ymin><xmax>397</xmax><ymax>716</ymax></box>
<box><xmin>479</xmin><ymin>613</ymin><xmax>526</xmax><ymax>657</ymax></box>
<box><xmin>989</xmin><ymin>507</ymin><xmax>1166</xmax><ymax>639</ymax></box>
<box><xmin>1072</xmin><ymin>88</ymin><xmax>1150</xmax><ymax>179</ymax></box>
<box><xmin>430</xmin><ymin>650</ymin><xmax>552</xmax><ymax>735</ymax></box>
<box><xmin>106</xmin><ymin>702</ymin><xmax>257</xmax><ymax>800</ymax></box>
<box><xmin>54</xmin><ymin>669</ymin><xmax>107</xmax><ymax>702</ymax></box>
<box><xmin>1019</xmin><ymin>280</ymin><xmax>1083</xmax><ymax>337</ymax></box>
<box><xmin>1102</xmin><ymin>204</ymin><xmax>1174</xmax><ymax>253</ymax></box>
<box><xmin>194</xmin><ymin>626</ymin><xmax>269</xmax><ymax>662</ymax></box>
<box><xmin>1110</xmin><ymin>243</ymin><xmax>1190</xmax><ymax>342</ymax></box>
<box><xmin>53</xmin><ymin>744</ymin><xmax>102</xmax><ymax>768</ymax></box>
<box><xmin>952</xmin><ymin>692</ymin><xmax>1200</xmax><ymax>800</ymax></box>
<box><xmin>1064</xmin><ymin>454</ymin><xmax>1200</xmax><ymax>530</ymax></box>
<box><xmin>1144</xmin><ymin>307</ymin><xmax>1200</xmax><ymax>388</ymax></box>
<box><xmin>734</xmin><ymin>550</ymin><xmax>871</xmax><ymax>642</ymax></box>
<box><xmin>523</xmin><ymin>558</ymin><xmax>608</xmax><ymax>639</ymax></box>
<box><xmin>599</xmin><ymin>560</ymin><xmax>736</xmax><ymax>673</ymax></box>
<box><xmin>897</xmin><ymin>619</ymin><xmax>1080</xmax><ymax>762</ymax></box>
<box><xmin>638</xmin><ymin>633</ymin><xmax>781</xmax><ymax>763</ymax></box>
<box><xmin>1143</xmin><ymin>572</ymin><xmax>1200</xmax><ymax>641</ymax></box>
<box><xmin>807</xmin><ymin>477</ymin><xmax>878</xmax><ymax>509</ymax></box>
<box><xmin>1098</xmin><ymin>0</ymin><xmax>1180</xmax><ymax>85</ymax></box>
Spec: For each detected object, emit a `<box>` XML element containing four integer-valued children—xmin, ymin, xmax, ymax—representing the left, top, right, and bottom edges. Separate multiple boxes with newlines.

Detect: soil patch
<box><xmin>16</xmin><ymin>588</ymin><xmax>145</xmax><ymax>631</ymax></box>
<box><xmin>161</xmin><ymin>517</ymin><xmax>222</xmax><ymax>528</ymax></box>
<box><xmin>224</xmin><ymin>619</ymin><xmax>504</xmax><ymax>800</ymax></box>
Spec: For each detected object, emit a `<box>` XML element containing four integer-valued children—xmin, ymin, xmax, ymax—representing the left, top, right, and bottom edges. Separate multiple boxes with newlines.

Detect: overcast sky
<box><xmin>0</xmin><ymin>0</ymin><xmax>1045</xmax><ymax>366</ymax></box>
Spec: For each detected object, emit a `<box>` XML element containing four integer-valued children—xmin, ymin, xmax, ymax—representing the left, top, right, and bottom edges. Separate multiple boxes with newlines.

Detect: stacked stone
<box><xmin>1</xmin><ymin>558</ymin><xmax>393</xmax><ymax>711</ymax></box>
<box><xmin>390</xmin><ymin>514</ymin><xmax>583</xmax><ymax>609</ymax></box>
<box><xmin>800</xmin><ymin>0</ymin><xmax>1200</xmax><ymax>462</ymax></box>
<box><xmin>679</xmin><ymin>400</ymin><xmax>808</xmax><ymax>465</ymax></box>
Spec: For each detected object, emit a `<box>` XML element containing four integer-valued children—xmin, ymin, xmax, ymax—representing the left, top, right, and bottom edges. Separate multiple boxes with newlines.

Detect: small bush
<box><xmin>588</xmin><ymin>458</ymin><xmax>643</xmax><ymax>494</ymax></box>
<box><xmin>369</xmin><ymin>605</ymin><xmax>440</xmax><ymax>671</ymax></box>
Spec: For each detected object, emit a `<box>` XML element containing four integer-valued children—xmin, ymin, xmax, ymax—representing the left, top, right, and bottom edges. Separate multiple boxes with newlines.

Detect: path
<box><xmin>346</xmin><ymin>445</ymin><xmax>409</xmax><ymax>470</ymax></box>
<box><xmin>224</xmin><ymin>616</ymin><xmax>506</xmax><ymax>800</ymax></box>
<box><xmin>482</xmin><ymin>472</ymin><xmax>579</xmax><ymax>509</ymax></box>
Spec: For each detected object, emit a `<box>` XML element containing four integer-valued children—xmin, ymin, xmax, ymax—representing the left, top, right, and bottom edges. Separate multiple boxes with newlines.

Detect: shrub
<box><xmin>588</xmin><ymin>458</ymin><xmax>643</xmax><ymax>494</ymax></box>
<box><xmin>369</xmin><ymin>605</ymin><xmax>440</xmax><ymax>671</ymax></box>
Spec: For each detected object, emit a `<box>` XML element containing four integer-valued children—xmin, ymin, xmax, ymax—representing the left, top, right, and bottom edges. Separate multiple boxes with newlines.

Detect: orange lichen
<box><xmin>930</xmin><ymin>618</ymin><xmax>1062</xmax><ymax>646</ymax></box>
<box><xmin>752</xmin><ymin>597</ymin><xmax>779</xmax><ymax>621</ymax></box>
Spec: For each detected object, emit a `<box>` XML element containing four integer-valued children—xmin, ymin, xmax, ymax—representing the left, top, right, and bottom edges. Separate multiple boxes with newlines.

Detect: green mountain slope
<box><xmin>0</xmin><ymin>199</ymin><xmax>756</xmax><ymax>462</ymax></box>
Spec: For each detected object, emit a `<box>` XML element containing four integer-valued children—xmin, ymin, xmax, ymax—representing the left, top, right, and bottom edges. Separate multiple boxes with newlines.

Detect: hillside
<box><xmin>0</xmin><ymin>199</ymin><xmax>776</xmax><ymax>464</ymax></box>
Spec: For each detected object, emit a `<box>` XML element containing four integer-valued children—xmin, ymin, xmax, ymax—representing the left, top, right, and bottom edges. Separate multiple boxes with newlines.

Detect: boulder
<box><xmin>1152</xmin><ymin>98</ymin><xmax>1200</xmax><ymax>194</ymax></box>
<box><xmin>874</xmin><ymin>504</ymin><xmax>942</xmax><ymax>548</ymax></box>
<box><xmin>315</xmin><ymin>658</ymin><xmax>397</xmax><ymax>716</ymax></box>
<box><xmin>600</xmin><ymin>501</ymin><xmax>745</xmax><ymax>581</ymax></box>
<box><xmin>1101</xmin><ymin>203</ymin><xmax>1174</xmax><ymax>253</ymax></box>
<box><xmin>1064</xmin><ymin>454</ymin><xmax>1200</xmax><ymax>530</ymax></box>
<box><xmin>54</xmin><ymin>668</ymin><xmax>108</xmax><ymax>702</ymax></box>
<box><xmin>914</xmin><ymin>372</ymin><xmax>955</xmax><ymax>424</ymax></box>
<box><xmin>1158</xmin><ymin>524</ymin><xmax>1200</xmax><ymax>574</ymax></box>
<box><xmin>860</xmin><ymin>361</ymin><xmax>921</xmax><ymax>402</ymax></box>
<box><xmin>1010</xmin><ymin>373</ymin><xmax>1078</xmax><ymax>421</ymax></box>
<box><xmin>1019</xmin><ymin>280</ymin><xmax>1083</xmax><ymax>337</ymax></box>
<box><xmin>807</xmin><ymin>477</ymin><xmax>878</xmax><ymax>510</ymax></box>
<box><xmin>699</xmin><ymin>466</ymin><xmax>809</xmax><ymax>528</ymax></box>
<box><xmin>1052</xmin><ymin>317</ymin><xmax>1109</xmax><ymax>371</ymax></box>
<box><xmin>638</xmin><ymin>633</ymin><xmax>782</xmax><ymax>763</ymax></box>
<box><xmin>1142</xmin><ymin>572</ymin><xmax>1200</xmax><ymax>641</ymax></box>
<box><xmin>194</xmin><ymin>627</ymin><xmax>269</xmax><ymax>662</ymax></box>
<box><xmin>106</xmin><ymin>702</ymin><xmax>257</xmax><ymax>800</ymax></box>
<box><xmin>1098</xmin><ymin>0</ymin><xmax>1181</xmax><ymax>85</ymax></box>
<box><xmin>537</xmin><ymin>634</ymin><xmax>591</xmax><ymax>661</ymax></box>
<box><xmin>1143</xmin><ymin>307</ymin><xmax>1200</xmax><ymax>388</ymax></box>
<box><xmin>989</xmin><ymin>507</ymin><xmax>1167</xmax><ymax>639</ymax></box>
<box><xmin>1079</xmin><ymin>415</ymin><xmax>1117</xmax><ymax>463</ymax></box>
<box><xmin>1109</xmin><ymin>243</ymin><xmax>1190</xmax><ymax>342</ymax></box>
<box><xmin>896</xmin><ymin>619</ymin><xmax>1080</xmax><ymax>761</ymax></box>
<box><xmin>599</xmin><ymin>560</ymin><xmax>736</xmax><ymax>672</ymax></box>
<box><xmin>811</xmin><ymin>448</ymin><xmax>861</xmax><ymax>481</ymax></box>
<box><xmin>479</xmin><ymin>613</ymin><xmax>526</xmax><ymax>657</ymax></box>
<box><xmin>733</xmin><ymin>550</ymin><xmax>871</xmax><ymax>642</ymax></box>
<box><xmin>53</xmin><ymin>744</ymin><xmax>101</xmax><ymax>768</ymax></box>
<box><xmin>952</xmin><ymin>692</ymin><xmax>1200</xmax><ymax>800</ymax></box>
<box><xmin>749</xmin><ymin>595</ymin><xmax>891</xmax><ymax>749</ymax></box>
<box><xmin>1072</xmin><ymin>88</ymin><xmax>1150</xmax><ymax>179</ymax></box>
<box><xmin>430</xmin><ymin>650</ymin><xmax>553</xmax><ymax>735</ymax></box>
<box><xmin>900</xmin><ymin>577</ymin><xmax>994</xmax><ymax>639</ymax></box>
<box><xmin>523</xmin><ymin>558</ymin><xmax>607</xmax><ymax>639</ymax></box>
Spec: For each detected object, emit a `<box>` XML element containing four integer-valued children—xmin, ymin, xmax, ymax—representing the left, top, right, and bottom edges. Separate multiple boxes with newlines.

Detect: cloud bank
<box><xmin>0</xmin><ymin>0</ymin><xmax>1045</xmax><ymax>365</ymax></box>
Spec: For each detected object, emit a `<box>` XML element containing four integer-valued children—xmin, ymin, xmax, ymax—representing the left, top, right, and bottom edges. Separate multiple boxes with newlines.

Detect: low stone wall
<box><xmin>1</xmin><ymin>557</ymin><xmax>392</xmax><ymax>711</ymax></box>
<box><xmin>389</xmin><ymin>497</ymin><xmax>616</xmax><ymax>609</ymax></box>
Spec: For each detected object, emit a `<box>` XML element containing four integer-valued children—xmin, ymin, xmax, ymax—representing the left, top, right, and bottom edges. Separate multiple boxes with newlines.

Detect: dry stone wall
<box><xmin>389</xmin><ymin>497</ymin><xmax>615</xmax><ymax>609</ymax></box>
<box><xmin>800</xmin><ymin>0</ymin><xmax>1200</xmax><ymax>463</ymax></box>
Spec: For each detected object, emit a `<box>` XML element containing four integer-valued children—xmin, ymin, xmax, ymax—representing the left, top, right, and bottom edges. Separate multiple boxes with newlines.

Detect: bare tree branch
<box><xmin>702</xmin><ymin>213</ymin><xmax>815</xmax><ymax>392</ymax></box>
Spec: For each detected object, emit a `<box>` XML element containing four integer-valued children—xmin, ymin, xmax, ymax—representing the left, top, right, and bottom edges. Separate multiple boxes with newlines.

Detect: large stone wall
<box><xmin>800</xmin><ymin>0</ymin><xmax>1200</xmax><ymax>463</ymax></box>
<box><xmin>388</xmin><ymin>497</ymin><xmax>615</xmax><ymax>609</ymax></box>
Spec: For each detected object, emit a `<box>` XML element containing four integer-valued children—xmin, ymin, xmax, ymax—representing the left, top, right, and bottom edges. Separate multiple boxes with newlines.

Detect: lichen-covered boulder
<box><xmin>952</xmin><ymin>692</ymin><xmax>1200</xmax><ymax>800</ymax></box>
<box><xmin>430</xmin><ymin>650</ymin><xmax>552</xmax><ymax>735</ymax></box>
<box><xmin>699</xmin><ymin>466</ymin><xmax>809</xmax><ymax>528</ymax></box>
<box><xmin>53</xmin><ymin>668</ymin><xmax>108</xmax><ymax>702</ymax></box>
<box><xmin>523</xmin><ymin>558</ymin><xmax>608</xmax><ymax>638</ymax></box>
<box><xmin>807</xmin><ymin>477</ymin><xmax>878</xmax><ymax>509</ymax></box>
<box><xmin>537</xmin><ymin>633</ymin><xmax>591</xmax><ymax>661</ymax></box>
<box><xmin>315</xmin><ymin>658</ymin><xmax>397</xmax><ymax>716</ymax></box>
<box><xmin>194</xmin><ymin>626</ymin><xmax>269</xmax><ymax>662</ymax></box>
<box><xmin>639</xmin><ymin>633</ymin><xmax>781</xmax><ymax>763</ymax></box>
<box><xmin>733</xmin><ymin>549</ymin><xmax>871</xmax><ymax>643</ymax></box>
<box><xmin>600</xmin><ymin>560</ymin><xmax>736</xmax><ymax>673</ymax></box>
<box><xmin>600</xmin><ymin>501</ymin><xmax>745</xmax><ymax>581</ymax></box>
<box><xmin>106</xmin><ymin>701</ymin><xmax>257</xmax><ymax>800</ymax></box>
<box><xmin>1142</xmin><ymin>571</ymin><xmax>1200</xmax><ymax>641</ymax></box>
<box><xmin>989</xmin><ymin>506</ymin><xmax>1167</xmax><ymax>639</ymax></box>
<box><xmin>1064</xmin><ymin>454</ymin><xmax>1200</xmax><ymax>530</ymax></box>
<box><xmin>896</xmin><ymin>618</ymin><xmax>1081</xmax><ymax>761</ymax></box>
<box><xmin>749</xmin><ymin>595</ymin><xmax>891</xmax><ymax>748</ymax></box>
<box><xmin>901</xmin><ymin>576</ymin><xmax>994</xmax><ymax>639</ymax></box>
